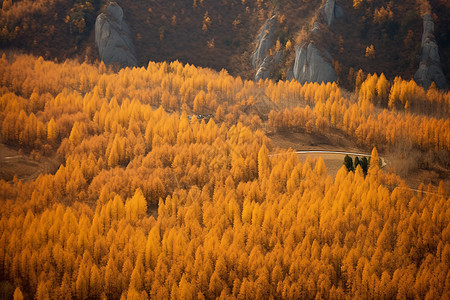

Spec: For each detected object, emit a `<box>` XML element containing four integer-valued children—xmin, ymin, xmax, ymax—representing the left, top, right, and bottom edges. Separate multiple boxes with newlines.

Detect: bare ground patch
<box><xmin>269</xmin><ymin>129</ymin><xmax>369</xmax><ymax>177</ymax></box>
<box><xmin>0</xmin><ymin>143</ymin><xmax>60</xmax><ymax>182</ymax></box>
<box><xmin>269</xmin><ymin>130</ymin><xmax>449</xmax><ymax>194</ymax></box>
<box><xmin>268</xmin><ymin>128</ymin><xmax>364</xmax><ymax>153</ymax></box>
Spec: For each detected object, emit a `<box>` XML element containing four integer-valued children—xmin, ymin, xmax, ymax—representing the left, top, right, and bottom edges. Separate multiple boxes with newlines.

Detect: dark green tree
<box><xmin>344</xmin><ymin>155</ymin><xmax>354</xmax><ymax>172</ymax></box>
<box><xmin>360</xmin><ymin>157</ymin><xmax>368</xmax><ymax>175</ymax></box>
<box><xmin>354</xmin><ymin>157</ymin><xmax>361</xmax><ymax>170</ymax></box>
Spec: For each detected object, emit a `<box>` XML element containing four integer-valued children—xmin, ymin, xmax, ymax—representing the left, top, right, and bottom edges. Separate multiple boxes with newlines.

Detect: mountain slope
<box><xmin>0</xmin><ymin>0</ymin><xmax>449</xmax><ymax>88</ymax></box>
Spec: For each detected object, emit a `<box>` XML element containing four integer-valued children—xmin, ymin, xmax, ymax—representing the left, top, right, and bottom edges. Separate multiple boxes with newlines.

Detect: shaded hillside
<box><xmin>116</xmin><ymin>0</ymin><xmax>261</xmax><ymax>76</ymax></box>
<box><xmin>0</xmin><ymin>0</ymin><xmax>449</xmax><ymax>87</ymax></box>
<box><xmin>311</xmin><ymin>0</ymin><xmax>425</xmax><ymax>88</ymax></box>
<box><xmin>429</xmin><ymin>0</ymin><xmax>450</xmax><ymax>88</ymax></box>
<box><xmin>105</xmin><ymin>0</ymin><xmax>450</xmax><ymax>87</ymax></box>
<box><xmin>0</xmin><ymin>0</ymin><xmax>101</xmax><ymax>60</ymax></box>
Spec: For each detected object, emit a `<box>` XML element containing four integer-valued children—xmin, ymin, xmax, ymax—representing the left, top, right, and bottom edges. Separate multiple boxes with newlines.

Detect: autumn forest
<box><xmin>0</xmin><ymin>49</ymin><xmax>448</xmax><ymax>300</ymax></box>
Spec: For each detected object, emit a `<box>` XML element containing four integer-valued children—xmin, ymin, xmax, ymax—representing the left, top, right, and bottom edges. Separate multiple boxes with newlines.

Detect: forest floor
<box><xmin>268</xmin><ymin>128</ymin><xmax>362</xmax><ymax>153</ymax></box>
<box><xmin>0</xmin><ymin>143</ymin><xmax>60</xmax><ymax>182</ymax></box>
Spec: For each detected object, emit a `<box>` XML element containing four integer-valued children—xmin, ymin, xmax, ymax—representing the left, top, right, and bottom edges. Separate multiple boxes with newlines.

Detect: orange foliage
<box><xmin>0</xmin><ymin>54</ymin><xmax>448</xmax><ymax>299</ymax></box>
<box><xmin>268</xmin><ymin>76</ymin><xmax>449</xmax><ymax>151</ymax></box>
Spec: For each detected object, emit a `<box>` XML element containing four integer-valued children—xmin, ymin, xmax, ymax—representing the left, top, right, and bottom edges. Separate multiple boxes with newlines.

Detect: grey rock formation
<box><xmin>274</xmin><ymin>50</ymin><xmax>283</xmax><ymax>65</ymax></box>
<box><xmin>311</xmin><ymin>22</ymin><xmax>320</xmax><ymax>34</ymax></box>
<box><xmin>95</xmin><ymin>2</ymin><xmax>137</xmax><ymax>68</ymax></box>
<box><xmin>254</xmin><ymin>50</ymin><xmax>283</xmax><ymax>81</ymax></box>
<box><xmin>252</xmin><ymin>15</ymin><xmax>277</xmax><ymax>69</ymax></box>
<box><xmin>421</xmin><ymin>14</ymin><xmax>434</xmax><ymax>46</ymax></box>
<box><xmin>324</xmin><ymin>0</ymin><xmax>336</xmax><ymax>27</ymax></box>
<box><xmin>292</xmin><ymin>43</ymin><xmax>337</xmax><ymax>84</ymax></box>
<box><xmin>252</xmin><ymin>15</ymin><xmax>280</xmax><ymax>81</ymax></box>
<box><xmin>414</xmin><ymin>14</ymin><xmax>447</xmax><ymax>89</ymax></box>
<box><xmin>286</xmin><ymin>68</ymin><xmax>294</xmax><ymax>81</ymax></box>
<box><xmin>323</xmin><ymin>0</ymin><xmax>344</xmax><ymax>27</ymax></box>
<box><xmin>255</xmin><ymin>57</ymin><xmax>272</xmax><ymax>81</ymax></box>
<box><xmin>335</xmin><ymin>5</ymin><xmax>344</xmax><ymax>19</ymax></box>
<box><xmin>415</xmin><ymin>63</ymin><xmax>446</xmax><ymax>89</ymax></box>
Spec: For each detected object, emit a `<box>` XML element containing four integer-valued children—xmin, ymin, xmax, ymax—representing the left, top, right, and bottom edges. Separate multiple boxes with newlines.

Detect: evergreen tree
<box><xmin>354</xmin><ymin>156</ymin><xmax>361</xmax><ymax>170</ymax></box>
<box><xmin>344</xmin><ymin>155</ymin><xmax>354</xmax><ymax>171</ymax></box>
<box><xmin>360</xmin><ymin>157</ymin><xmax>368</xmax><ymax>175</ymax></box>
<box><xmin>13</xmin><ymin>287</ymin><xmax>24</xmax><ymax>300</ymax></box>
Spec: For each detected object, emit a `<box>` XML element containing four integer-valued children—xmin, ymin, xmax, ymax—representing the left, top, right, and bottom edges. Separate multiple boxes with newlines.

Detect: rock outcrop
<box><xmin>252</xmin><ymin>15</ymin><xmax>277</xmax><ymax>69</ymax></box>
<box><xmin>254</xmin><ymin>50</ymin><xmax>283</xmax><ymax>81</ymax></box>
<box><xmin>311</xmin><ymin>22</ymin><xmax>320</xmax><ymax>34</ymax></box>
<box><xmin>323</xmin><ymin>0</ymin><xmax>344</xmax><ymax>27</ymax></box>
<box><xmin>252</xmin><ymin>15</ymin><xmax>279</xmax><ymax>81</ymax></box>
<box><xmin>414</xmin><ymin>14</ymin><xmax>447</xmax><ymax>89</ymax></box>
<box><xmin>287</xmin><ymin>1</ymin><xmax>341</xmax><ymax>83</ymax></box>
<box><xmin>292</xmin><ymin>43</ymin><xmax>337</xmax><ymax>84</ymax></box>
<box><xmin>95</xmin><ymin>2</ymin><xmax>137</xmax><ymax>68</ymax></box>
<box><xmin>255</xmin><ymin>57</ymin><xmax>272</xmax><ymax>81</ymax></box>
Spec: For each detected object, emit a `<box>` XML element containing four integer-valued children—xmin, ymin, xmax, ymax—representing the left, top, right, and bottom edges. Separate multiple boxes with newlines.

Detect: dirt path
<box><xmin>272</xmin><ymin>148</ymin><xmax>450</xmax><ymax>197</ymax></box>
<box><xmin>293</xmin><ymin>150</ymin><xmax>387</xmax><ymax>168</ymax></box>
<box><xmin>271</xmin><ymin>149</ymin><xmax>386</xmax><ymax>178</ymax></box>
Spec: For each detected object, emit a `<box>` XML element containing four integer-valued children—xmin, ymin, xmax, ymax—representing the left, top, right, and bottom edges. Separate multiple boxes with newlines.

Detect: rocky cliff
<box><xmin>95</xmin><ymin>2</ymin><xmax>137</xmax><ymax>68</ymax></box>
<box><xmin>289</xmin><ymin>0</ymin><xmax>340</xmax><ymax>85</ymax></box>
<box><xmin>252</xmin><ymin>15</ymin><xmax>277</xmax><ymax>69</ymax></box>
<box><xmin>414</xmin><ymin>14</ymin><xmax>447</xmax><ymax>89</ymax></box>
<box><xmin>251</xmin><ymin>1</ymin><xmax>345</xmax><ymax>84</ymax></box>
<box><xmin>323</xmin><ymin>0</ymin><xmax>344</xmax><ymax>27</ymax></box>
<box><xmin>252</xmin><ymin>15</ymin><xmax>278</xmax><ymax>81</ymax></box>
<box><xmin>292</xmin><ymin>43</ymin><xmax>337</xmax><ymax>84</ymax></box>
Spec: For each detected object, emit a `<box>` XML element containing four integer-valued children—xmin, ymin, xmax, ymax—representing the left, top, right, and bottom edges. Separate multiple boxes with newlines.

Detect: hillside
<box><xmin>1</xmin><ymin>0</ymin><xmax>449</xmax><ymax>87</ymax></box>
<box><xmin>429</xmin><ymin>0</ymin><xmax>450</xmax><ymax>87</ymax></box>
<box><xmin>0</xmin><ymin>1</ymin><xmax>449</xmax><ymax>299</ymax></box>
<box><xmin>0</xmin><ymin>52</ymin><xmax>449</xmax><ymax>300</ymax></box>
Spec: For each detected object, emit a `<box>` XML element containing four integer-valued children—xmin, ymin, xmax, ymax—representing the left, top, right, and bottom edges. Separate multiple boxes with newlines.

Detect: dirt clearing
<box><xmin>268</xmin><ymin>128</ymin><xmax>364</xmax><ymax>153</ymax></box>
<box><xmin>269</xmin><ymin>130</ymin><xmax>449</xmax><ymax>194</ymax></box>
<box><xmin>0</xmin><ymin>143</ymin><xmax>60</xmax><ymax>182</ymax></box>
